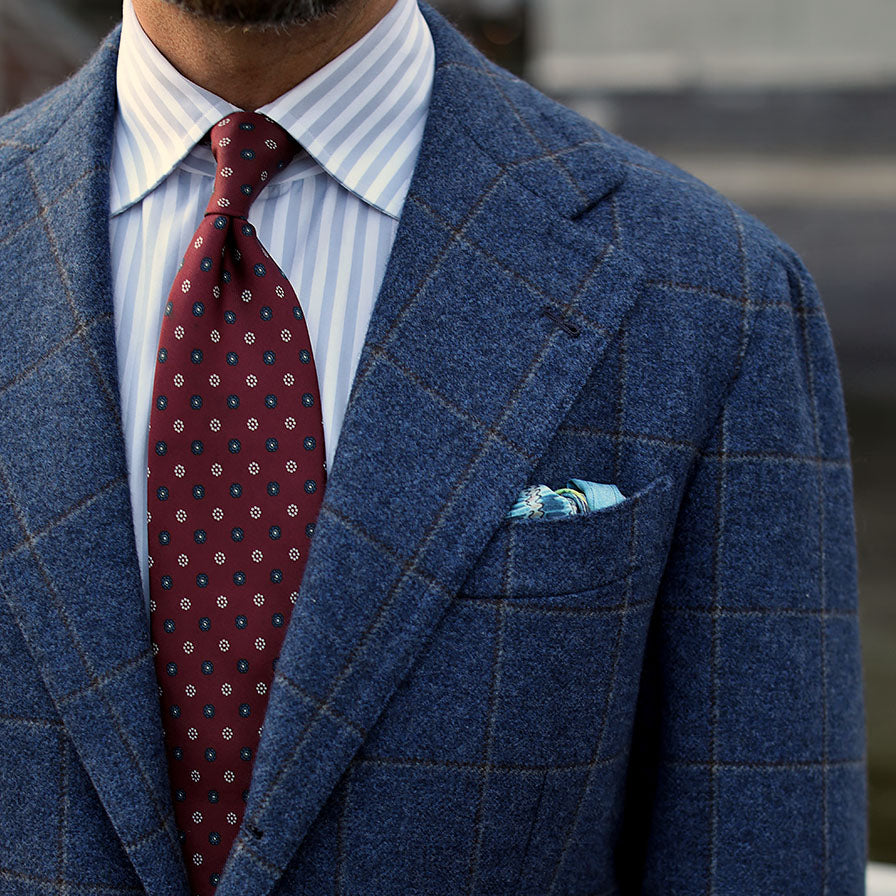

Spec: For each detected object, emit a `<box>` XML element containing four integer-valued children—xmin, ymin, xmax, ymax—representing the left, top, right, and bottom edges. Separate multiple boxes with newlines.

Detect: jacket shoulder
<box><xmin>503</xmin><ymin>71</ymin><xmax>794</xmax><ymax>302</ymax></box>
<box><xmin>601</xmin><ymin>129</ymin><xmax>798</xmax><ymax>301</ymax></box>
<box><xmin>555</xmin><ymin>86</ymin><xmax>802</xmax><ymax>307</ymax></box>
<box><xmin>425</xmin><ymin>14</ymin><xmax>799</xmax><ymax>306</ymax></box>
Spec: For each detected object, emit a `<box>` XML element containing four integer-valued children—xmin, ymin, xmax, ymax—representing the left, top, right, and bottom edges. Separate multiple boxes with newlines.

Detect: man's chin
<box><xmin>158</xmin><ymin>0</ymin><xmax>349</xmax><ymax>28</ymax></box>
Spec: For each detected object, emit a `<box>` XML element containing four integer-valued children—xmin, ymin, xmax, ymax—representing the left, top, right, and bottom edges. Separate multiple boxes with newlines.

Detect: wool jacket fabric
<box><xmin>0</xmin><ymin>5</ymin><xmax>866</xmax><ymax>895</ymax></box>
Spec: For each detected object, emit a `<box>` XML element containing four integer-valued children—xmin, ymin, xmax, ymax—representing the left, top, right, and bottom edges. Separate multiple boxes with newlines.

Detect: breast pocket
<box><xmin>442</xmin><ymin>472</ymin><xmax>677</xmax><ymax>771</ymax></box>
<box><xmin>459</xmin><ymin>473</ymin><xmax>675</xmax><ymax>604</ymax></box>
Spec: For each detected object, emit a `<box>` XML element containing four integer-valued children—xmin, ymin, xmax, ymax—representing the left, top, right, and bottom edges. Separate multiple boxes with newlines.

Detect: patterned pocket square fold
<box><xmin>506</xmin><ymin>479</ymin><xmax>625</xmax><ymax>519</ymax></box>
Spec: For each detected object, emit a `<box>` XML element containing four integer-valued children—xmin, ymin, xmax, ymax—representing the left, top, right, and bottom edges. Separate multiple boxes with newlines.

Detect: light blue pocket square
<box><xmin>506</xmin><ymin>479</ymin><xmax>625</xmax><ymax>519</ymax></box>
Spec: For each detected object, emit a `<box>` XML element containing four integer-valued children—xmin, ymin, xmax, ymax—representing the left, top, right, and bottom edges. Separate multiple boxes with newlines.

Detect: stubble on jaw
<box><xmin>157</xmin><ymin>0</ymin><xmax>350</xmax><ymax>29</ymax></box>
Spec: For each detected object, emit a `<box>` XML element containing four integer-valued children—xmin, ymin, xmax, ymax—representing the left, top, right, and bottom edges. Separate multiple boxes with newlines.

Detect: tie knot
<box><xmin>206</xmin><ymin>112</ymin><xmax>297</xmax><ymax>219</ymax></box>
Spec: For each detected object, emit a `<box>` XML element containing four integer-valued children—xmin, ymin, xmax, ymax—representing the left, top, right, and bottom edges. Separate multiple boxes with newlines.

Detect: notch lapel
<box><xmin>218</xmin><ymin>8</ymin><xmax>647</xmax><ymax>895</ymax></box>
<box><xmin>0</xmin><ymin>34</ymin><xmax>188</xmax><ymax>896</ymax></box>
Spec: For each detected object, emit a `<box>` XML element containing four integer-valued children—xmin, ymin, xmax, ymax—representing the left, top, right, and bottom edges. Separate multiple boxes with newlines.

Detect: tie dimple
<box><xmin>147</xmin><ymin>111</ymin><xmax>326</xmax><ymax>895</ymax></box>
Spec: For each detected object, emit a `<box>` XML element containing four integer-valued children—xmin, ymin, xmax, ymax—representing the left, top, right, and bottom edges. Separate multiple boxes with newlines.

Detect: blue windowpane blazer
<box><xmin>0</xmin><ymin>4</ymin><xmax>866</xmax><ymax>894</ymax></box>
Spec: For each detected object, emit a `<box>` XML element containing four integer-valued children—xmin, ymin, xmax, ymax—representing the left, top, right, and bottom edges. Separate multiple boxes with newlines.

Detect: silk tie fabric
<box><xmin>147</xmin><ymin>112</ymin><xmax>326</xmax><ymax>894</ymax></box>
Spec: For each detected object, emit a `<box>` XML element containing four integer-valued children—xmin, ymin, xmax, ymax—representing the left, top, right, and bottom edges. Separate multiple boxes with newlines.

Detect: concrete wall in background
<box><xmin>0</xmin><ymin>0</ymin><xmax>95</xmax><ymax>114</ymax></box>
<box><xmin>532</xmin><ymin>0</ymin><xmax>896</xmax><ymax>88</ymax></box>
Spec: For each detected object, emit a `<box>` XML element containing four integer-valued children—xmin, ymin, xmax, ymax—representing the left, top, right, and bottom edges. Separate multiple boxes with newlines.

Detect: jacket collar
<box><xmin>0</xmin><ymin>6</ymin><xmax>643</xmax><ymax>896</ymax></box>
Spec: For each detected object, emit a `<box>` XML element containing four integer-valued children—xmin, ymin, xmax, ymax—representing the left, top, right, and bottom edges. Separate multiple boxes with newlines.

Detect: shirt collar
<box><xmin>111</xmin><ymin>0</ymin><xmax>434</xmax><ymax>219</ymax></box>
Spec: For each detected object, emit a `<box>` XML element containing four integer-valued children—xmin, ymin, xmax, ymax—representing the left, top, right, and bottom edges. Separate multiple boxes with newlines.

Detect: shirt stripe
<box><xmin>110</xmin><ymin>0</ymin><xmax>434</xmax><ymax>605</ymax></box>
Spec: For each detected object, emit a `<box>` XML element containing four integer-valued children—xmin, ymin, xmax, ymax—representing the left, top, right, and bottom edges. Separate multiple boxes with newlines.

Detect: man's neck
<box><xmin>130</xmin><ymin>0</ymin><xmax>398</xmax><ymax>110</ymax></box>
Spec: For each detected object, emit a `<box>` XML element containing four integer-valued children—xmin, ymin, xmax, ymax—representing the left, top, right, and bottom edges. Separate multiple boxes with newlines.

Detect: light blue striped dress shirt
<box><xmin>109</xmin><ymin>0</ymin><xmax>435</xmax><ymax>605</ymax></box>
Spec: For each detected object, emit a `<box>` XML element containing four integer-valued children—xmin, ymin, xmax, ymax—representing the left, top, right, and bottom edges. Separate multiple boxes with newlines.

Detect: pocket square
<box><xmin>506</xmin><ymin>479</ymin><xmax>625</xmax><ymax>519</ymax></box>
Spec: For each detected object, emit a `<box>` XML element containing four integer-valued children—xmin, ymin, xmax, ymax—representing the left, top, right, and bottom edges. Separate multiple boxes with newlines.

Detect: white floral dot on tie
<box><xmin>286</xmin><ymin>460</ymin><xmax>297</xmax><ymax>473</ymax></box>
<box><xmin>176</xmin><ymin>509</ymin><xmax>187</xmax><ymax>522</ymax></box>
<box><xmin>193</xmin><ymin>853</ymin><xmax>202</xmax><ymax>866</ymax></box>
<box><xmin>181</xmin><ymin>597</ymin><xmax>191</xmax><ymax>611</ymax></box>
<box><xmin>242</xmin><ymin>289</ymin><xmax>252</xmax><ymax>302</ymax></box>
<box><xmin>281</xmin><ymin>329</ymin><xmax>291</xmax><ymax>342</ymax></box>
<box><xmin>188</xmin><ymin>727</ymin><xmax>198</xmax><ymax>740</ymax></box>
<box><xmin>211</xmin><ymin>330</ymin><xmax>220</xmax><ymax>343</ymax></box>
<box><xmin>194</xmin><ymin>236</ymin><xmax>203</xmax><ymax>249</ymax></box>
<box><xmin>222</xmin><ymin>727</ymin><xmax>233</xmax><ymax>740</ymax></box>
<box><xmin>219</xmin><ymin>639</ymin><xmax>230</xmax><ymax>652</ymax></box>
<box><xmin>289</xmin><ymin>547</ymin><xmax>301</xmax><ymax>561</ymax></box>
<box><xmin>221</xmin><ymin>166</ymin><xmax>233</xmax><ymax>177</ymax></box>
<box><xmin>210</xmin><ymin>418</ymin><xmax>221</xmax><ymax>432</ymax></box>
<box><xmin>283</xmin><ymin>373</ymin><xmax>294</xmax><ymax>386</ymax></box>
<box><xmin>213</xmin><ymin>508</ymin><xmax>224</xmax><ymax>521</ymax></box>
<box><xmin>287</xmin><ymin>504</ymin><xmax>298</xmax><ymax>517</ymax></box>
<box><xmin>209</xmin><ymin>373</ymin><xmax>221</xmax><ymax>387</ymax></box>
<box><xmin>246</xmin><ymin>374</ymin><xmax>257</xmax><ymax>387</ymax></box>
<box><xmin>248</xmin><ymin>462</ymin><xmax>260</xmax><ymax>474</ymax></box>
<box><xmin>257</xmin><ymin>682</ymin><xmax>268</xmax><ymax>695</ymax></box>
<box><xmin>192</xmin><ymin>811</ymin><xmax>202</xmax><ymax>824</ymax></box>
<box><xmin>186</xmin><ymin>684</ymin><xmax>196</xmax><ymax>697</ymax></box>
<box><xmin>245</xmin><ymin>332</ymin><xmax>255</xmax><ymax>345</ymax></box>
<box><xmin>174</xmin><ymin>419</ymin><xmax>185</xmax><ymax>433</ymax></box>
<box><xmin>216</xmin><ymin>594</ymin><xmax>227</xmax><ymax>608</ymax></box>
<box><xmin>247</xmin><ymin>417</ymin><xmax>258</xmax><ymax>431</ymax></box>
<box><xmin>251</xmin><ymin>549</ymin><xmax>263</xmax><ymax>563</ymax></box>
<box><xmin>183</xmin><ymin>641</ymin><xmax>194</xmax><ymax>654</ymax></box>
<box><xmin>174</xmin><ymin>464</ymin><xmax>186</xmax><ymax>478</ymax></box>
<box><xmin>214</xmin><ymin>551</ymin><xmax>226</xmax><ymax>565</ymax></box>
<box><xmin>178</xmin><ymin>553</ymin><xmax>188</xmax><ymax>567</ymax></box>
<box><xmin>284</xmin><ymin>417</ymin><xmax>295</xmax><ymax>430</ymax></box>
<box><xmin>253</xmin><ymin>593</ymin><xmax>264</xmax><ymax>606</ymax></box>
<box><xmin>250</xmin><ymin>506</ymin><xmax>261</xmax><ymax>520</ymax></box>
<box><xmin>174</xmin><ymin>373</ymin><xmax>184</xmax><ymax>387</ymax></box>
<box><xmin>227</xmin><ymin>813</ymin><xmax>238</xmax><ymax>825</ymax></box>
<box><xmin>222</xmin><ymin>683</ymin><xmax>232</xmax><ymax>696</ymax></box>
<box><xmin>211</xmin><ymin>463</ymin><xmax>223</xmax><ymax>476</ymax></box>
<box><xmin>275</xmin><ymin>285</ymin><xmax>284</xmax><ymax>298</ymax></box>
<box><xmin>224</xmin><ymin>770</ymin><xmax>235</xmax><ymax>783</ymax></box>
<box><xmin>254</xmin><ymin>638</ymin><xmax>266</xmax><ymax>651</ymax></box>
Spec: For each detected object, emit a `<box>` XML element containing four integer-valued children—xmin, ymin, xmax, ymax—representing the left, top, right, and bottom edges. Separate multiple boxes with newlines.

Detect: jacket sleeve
<box><xmin>617</xmin><ymin>247</ymin><xmax>867</xmax><ymax>894</ymax></box>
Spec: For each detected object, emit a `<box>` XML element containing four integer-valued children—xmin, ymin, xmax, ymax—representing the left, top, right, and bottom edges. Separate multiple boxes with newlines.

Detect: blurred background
<box><xmin>3</xmin><ymin>0</ymin><xmax>894</xmax><ymax>874</ymax></box>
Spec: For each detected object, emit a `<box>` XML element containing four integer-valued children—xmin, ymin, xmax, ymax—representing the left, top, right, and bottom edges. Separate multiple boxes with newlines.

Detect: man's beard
<box><xmin>159</xmin><ymin>0</ymin><xmax>349</xmax><ymax>28</ymax></box>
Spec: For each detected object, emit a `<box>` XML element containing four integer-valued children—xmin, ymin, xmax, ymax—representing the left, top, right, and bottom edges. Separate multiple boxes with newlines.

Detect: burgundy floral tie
<box><xmin>147</xmin><ymin>112</ymin><xmax>326</xmax><ymax>894</ymax></box>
